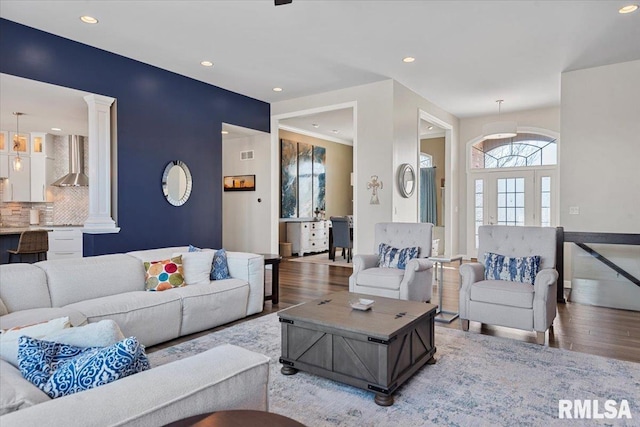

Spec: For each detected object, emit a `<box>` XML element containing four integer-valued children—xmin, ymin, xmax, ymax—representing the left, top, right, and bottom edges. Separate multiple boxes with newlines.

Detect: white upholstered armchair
<box><xmin>459</xmin><ymin>225</ymin><xmax>559</xmax><ymax>345</ymax></box>
<box><xmin>349</xmin><ymin>223</ymin><xmax>434</xmax><ymax>302</ymax></box>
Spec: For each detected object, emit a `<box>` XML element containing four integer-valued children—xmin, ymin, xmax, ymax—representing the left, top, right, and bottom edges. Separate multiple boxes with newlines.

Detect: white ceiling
<box><xmin>0</xmin><ymin>74</ymin><xmax>89</xmax><ymax>136</ymax></box>
<box><xmin>1</xmin><ymin>1</ymin><xmax>639</xmax><ymax>138</ymax></box>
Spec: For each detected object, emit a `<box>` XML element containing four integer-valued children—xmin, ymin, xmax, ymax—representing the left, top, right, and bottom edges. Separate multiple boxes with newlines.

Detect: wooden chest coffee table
<box><xmin>278</xmin><ymin>291</ymin><xmax>437</xmax><ymax>406</ymax></box>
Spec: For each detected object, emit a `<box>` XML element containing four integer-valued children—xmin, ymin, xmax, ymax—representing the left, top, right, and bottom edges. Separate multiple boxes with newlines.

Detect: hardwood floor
<box><xmin>262</xmin><ymin>258</ymin><xmax>640</xmax><ymax>364</ymax></box>
<box><xmin>153</xmin><ymin>258</ymin><xmax>640</xmax><ymax>364</ymax></box>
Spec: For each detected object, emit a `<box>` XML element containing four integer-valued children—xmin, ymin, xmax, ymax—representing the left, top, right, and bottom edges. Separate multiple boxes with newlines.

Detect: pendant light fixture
<box><xmin>482</xmin><ymin>100</ymin><xmax>517</xmax><ymax>140</ymax></box>
<box><xmin>12</xmin><ymin>112</ymin><xmax>24</xmax><ymax>172</ymax></box>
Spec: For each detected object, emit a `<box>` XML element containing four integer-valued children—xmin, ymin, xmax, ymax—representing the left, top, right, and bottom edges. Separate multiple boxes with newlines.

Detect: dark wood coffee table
<box><xmin>278</xmin><ymin>291</ymin><xmax>437</xmax><ymax>406</ymax></box>
<box><xmin>165</xmin><ymin>410</ymin><xmax>304</xmax><ymax>427</ymax></box>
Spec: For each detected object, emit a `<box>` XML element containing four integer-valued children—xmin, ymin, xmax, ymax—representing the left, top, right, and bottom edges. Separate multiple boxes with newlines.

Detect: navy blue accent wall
<box><xmin>0</xmin><ymin>19</ymin><xmax>270</xmax><ymax>255</ymax></box>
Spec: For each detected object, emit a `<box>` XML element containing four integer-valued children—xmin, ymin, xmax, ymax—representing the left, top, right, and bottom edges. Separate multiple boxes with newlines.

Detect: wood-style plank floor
<box><xmin>153</xmin><ymin>259</ymin><xmax>640</xmax><ymax>364</ymax></box>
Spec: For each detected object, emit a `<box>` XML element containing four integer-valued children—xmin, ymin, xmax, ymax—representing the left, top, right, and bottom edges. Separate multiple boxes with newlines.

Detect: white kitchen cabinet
<box><xmin>30</xmin><ymin>156</ymin><xmax>55</xmax><ymax>202</ymax></box>
<box><xmin>0</xmin><ymin>131</ymin><xmax>7</xmax><ymax>153</ymax></box>
<box><xmin>287</xmin><ymin>220</ymin><xmax>328</xmax><ymax>256</ymax></box>
<box><xmin>0</xmin><ymin>153</ymin><xmax>8</xmax><ymax>179</ymax></box>
<box><xmin>48</xmin><ymin>228</ymin><xmax>83</xmax><ymax>260</ymax></box>
<box><xmin>3</xmin><ymin>155</ymin><xmax>31</xmax><ymax>202</ymax></box>
<box><xmin>30</xmin><ymin>133</ymin><xmax>53</xmax><ymax>156</ymax></box>
<box><xmin>8</xmin><ymin>132</ymin><xmax>28</xmax><ymax>153</ymax></box>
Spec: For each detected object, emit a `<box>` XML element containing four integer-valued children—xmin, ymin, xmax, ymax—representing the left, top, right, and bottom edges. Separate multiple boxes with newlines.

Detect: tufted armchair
<box><xmin>349</xmin><ymin>222</ymin><xmax>434</xmax><ymax>302</ymax></box>
<box><xmin>460</xmin><ymin>225</ymin><xmax>559</xmax><ymax>345</ymax></box>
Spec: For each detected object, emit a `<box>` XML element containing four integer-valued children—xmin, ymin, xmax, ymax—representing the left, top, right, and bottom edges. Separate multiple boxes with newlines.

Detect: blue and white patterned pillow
<box><xmin>378</xmin><ymin>243</ymin><xmax>420</xmax><ymax>270</ymax></box>
<box><xmin>18</xmin><ymin>336</ymin><xmax>150</xmax><ymax>398</ymax></box>
<box><xmin>483</xmin><ymin>252</ymin><xmax>541</xmax><ymax>284</ymax></box>
<box><xmin>210</xmin><ymin>248</ymin><xmax>232</xmax><ymax>280</ymax></box>
<box><xmin>188</xmin><ymin>244</ymin><xmax>201</xmax><ymax>252</ymax></box>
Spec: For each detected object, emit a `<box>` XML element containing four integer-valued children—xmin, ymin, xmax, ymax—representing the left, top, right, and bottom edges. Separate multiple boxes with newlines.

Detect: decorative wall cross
<box><xmin>367</xmin><ymin>175</ymin><xmax>383</xmax><ymax>205</ymax></box>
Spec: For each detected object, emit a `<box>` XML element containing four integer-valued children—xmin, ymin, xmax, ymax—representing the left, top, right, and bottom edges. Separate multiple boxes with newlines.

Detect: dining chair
<box><xmin>330</xmin><ymin>216</ymin><xmax>353</xmax><ymax>262</ymax></box>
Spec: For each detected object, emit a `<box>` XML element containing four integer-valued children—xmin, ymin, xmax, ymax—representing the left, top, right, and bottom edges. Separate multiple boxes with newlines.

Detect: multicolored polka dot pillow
<box><xmin>144</xmin><ymin>255</ymin><xmax>185</xmax><ymax>291</ymax></box>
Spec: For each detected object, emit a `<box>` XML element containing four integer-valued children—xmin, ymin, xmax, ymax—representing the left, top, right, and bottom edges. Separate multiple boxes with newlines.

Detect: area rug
<box><xmin>147</xmin><ymin>314</ymin><xmax>639</xmax><ymax>426</ymax></box>
<box><xmin>287</xmin><ymin>252</ymin><xmax>353</xmax><ymax>268</ymax></box>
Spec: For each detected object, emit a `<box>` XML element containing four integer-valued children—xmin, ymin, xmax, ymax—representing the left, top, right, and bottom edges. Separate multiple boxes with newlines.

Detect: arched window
<box><xmin>470</xmin><ymin>133</ymin><xmax>557</xmax><ymax>169</ymax></box>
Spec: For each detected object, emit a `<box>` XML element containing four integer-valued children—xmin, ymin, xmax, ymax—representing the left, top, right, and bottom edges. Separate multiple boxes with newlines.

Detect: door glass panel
<box><xmin>474</xmin><ymin>178</ymin><xmax>484</xmax><ymax>247</ymax></box>
<box><xmin>497</xmin><ymin>177</ymin><xmax>525</xmax><ymax>226</ymax></box>
<box><xmin>541</xmin><ymin>176</ymin><xmax>551</xmax><ymax>227</ymax></box>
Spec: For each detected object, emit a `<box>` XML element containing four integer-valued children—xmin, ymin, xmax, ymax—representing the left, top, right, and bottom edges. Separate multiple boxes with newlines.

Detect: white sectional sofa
<box><xmin>0</xmin><ymin>246</ymin><xmax>269</xmax><ymax>425</ymax></box>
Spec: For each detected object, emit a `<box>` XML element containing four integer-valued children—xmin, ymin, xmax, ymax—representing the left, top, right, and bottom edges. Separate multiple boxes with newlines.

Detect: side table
<box><xmin>428</xmin><ymin>255</ymin><xmax>463</xmax><ymax>323</ymax></box>
<box><xmin>259</xmin><ymin>253</ymin><xmax>282</xmax><ymax>305</ymax></box>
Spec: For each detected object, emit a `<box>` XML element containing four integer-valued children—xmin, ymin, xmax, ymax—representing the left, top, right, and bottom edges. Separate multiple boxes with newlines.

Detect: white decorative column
<box><xmin>83</xmin><ymin>94</ymin><xmax>119</xmax><ymax>233</ymax></box>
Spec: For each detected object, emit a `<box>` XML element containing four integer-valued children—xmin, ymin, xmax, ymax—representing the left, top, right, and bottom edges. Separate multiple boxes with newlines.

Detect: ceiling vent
<box><xmin>240</xmin><ymin>150</ymin><xmax>254</xmax><ymax>161</ymax></box>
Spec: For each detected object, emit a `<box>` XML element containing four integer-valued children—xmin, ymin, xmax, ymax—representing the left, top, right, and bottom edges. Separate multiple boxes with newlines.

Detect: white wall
<box><xmin>458</xmin><ymin>106</ymin><xmax>561</xmax><ymax>255</ymax></box>
<box><xmin>222</xmin><ymin>131</ymin><xmax>272</xmax><ymax>253</ymax></box>
<box><xmin>393</xmin><ymin>81</ymin><xmax>460</xmax><ymax>255</ymax></box>
<box><xmin>272</xmin><ymin>79</ymin><xmax>459</xmax><ymax>255</ymax></box>
<box><xmin>560</xmin><ymin>60</ymin><xmax>640</xmax><ymax>232</ymax></box>
<box><xmin>272</xmin><ymin>80</ymin><xmax>394</xmax><ymax>254</ymax></box>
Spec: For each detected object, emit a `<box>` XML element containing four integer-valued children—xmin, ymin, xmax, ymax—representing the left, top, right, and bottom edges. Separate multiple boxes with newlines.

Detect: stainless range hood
<box><xmin>52</xmin><ymin>135</ymin><xmax>89</xmax><ymax>187</ymax></box>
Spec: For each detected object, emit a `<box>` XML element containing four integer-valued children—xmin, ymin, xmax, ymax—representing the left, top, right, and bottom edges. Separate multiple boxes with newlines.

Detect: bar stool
<box><xmin>7</xmin><ymin>230</ymin><xmax>49</xmax><ymax>263</ymax></box>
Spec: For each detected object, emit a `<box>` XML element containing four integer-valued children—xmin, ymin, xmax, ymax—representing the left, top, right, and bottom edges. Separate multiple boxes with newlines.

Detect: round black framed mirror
<box><xmin>398</xmin><ymin>163</ymin><xmax>416</xmax><ymax>198</ymax></box>
<box><xmin>162</xmin><ymin>160</ymin><xmax>192</xmax><ymax>206</ymax></box>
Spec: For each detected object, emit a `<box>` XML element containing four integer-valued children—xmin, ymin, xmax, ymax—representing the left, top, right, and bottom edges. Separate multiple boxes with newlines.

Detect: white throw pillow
<box><xmin>0</xmin><ymin>317</ymin><xmax>71</xmax><ymax>367</ymax></box>
<box><xmin>172</xmin><ymin>250</ymin><xmax>215</xmax><ymax>285</ymax></box>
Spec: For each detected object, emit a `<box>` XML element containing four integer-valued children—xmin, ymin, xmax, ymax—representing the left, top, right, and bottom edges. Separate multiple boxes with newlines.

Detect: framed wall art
<box><xmin>224</xmin><ymin>174</ymin><xmax>256</xmax><ymax>191</ymax></box>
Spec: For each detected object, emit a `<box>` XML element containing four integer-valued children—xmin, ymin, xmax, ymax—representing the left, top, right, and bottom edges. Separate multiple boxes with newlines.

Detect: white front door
<box><xmin>468</xmin><ymin>168</ymin><xmax>557</xmax><ymax>255</ymax></box>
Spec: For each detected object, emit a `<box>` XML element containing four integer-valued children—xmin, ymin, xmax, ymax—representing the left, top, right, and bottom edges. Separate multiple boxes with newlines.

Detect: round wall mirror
<box><xmin>398</xmin><ymin>163</ymin><xmax>416</xmax><ymax>198</ymax></box>
<box><xmin>162</xmin><ymin>160</ymin><xmax>192</xmax><ymax>206</ymax></box>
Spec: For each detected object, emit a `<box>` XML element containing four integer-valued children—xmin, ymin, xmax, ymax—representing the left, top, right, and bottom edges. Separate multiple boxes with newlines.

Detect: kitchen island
<box><xmin>0</xmin><ymin>225</ymin><xmax>83</xmax><ymax>264</ymax></box>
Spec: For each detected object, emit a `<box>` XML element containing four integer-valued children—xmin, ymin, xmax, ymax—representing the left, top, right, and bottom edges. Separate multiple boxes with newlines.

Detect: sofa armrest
<box><xmin>533</xmin><ymin>268</ymin><xmax>559</xmax><ymax>332</ymax></box>
<box><xmin>226</xmin><ymin>252</ymin><xmax>265</xmax><ymax>316</ymax></box>
<box><xmin>0</xmin><ymin>344</ymin><xmax>270</xmax><ymax>427</ymax></box>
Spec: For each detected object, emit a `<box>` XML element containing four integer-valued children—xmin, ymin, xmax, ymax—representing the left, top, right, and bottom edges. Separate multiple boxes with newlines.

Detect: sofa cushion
<box><xmin>377</xmin><ymin>243</ymin><xmax>419</xmax><ymax>270</ymax></box>
<box><xmin>470</xmin><ymin>279</ymin><xmax>535</xmax><ymax>309</ymax></box>
<box><xmin>173</xmin><ymin>279</ymin><xmax>249</xmax><ymax>336</ymax></box>
<box><xmin>484</xmin><ymin>252</ymin><xmax>540</xmax><ymax>284</ymax></box>
<box><xmin>18</xmin><ymin>336</ymin><xmax>150</xmax><ymax>399</ymax></box>
<box><xmin>0</xmin><ymin>264</ymin><xmax>51</xmax><ymax>312</ymax></box>
<box><xmin>126</xmin><ymin>246</ymin><xmax>191</xmax><ymax>263</ymax></box>
<box><xmin>211</xmin><ymin>249</ymin><xmax>232</xmax><ymax>280</ymax></box>
<box><xmin>0</xmin><ymin>359</ymin><xmax>50</xmax><ymax>415</ymax></box>
<box><xmin>37</xmin><ymin>254</ymin><xmax>146</xmax><ymax>307</ymax></box>
<box><xmin>64</xmin><ymin>292</ymin><xmax>182</xmax><ymax>347</ymax></box>
<box><xmin>354</xmin><ymin>267</ymin><xmax>404</xmax><ymax>290</ymax></box>
<box><xmin>144</xmin><ymin>255</ymin><xmax>185</xmax><ymax>291</ymax></box>
<box><xmin>172</xmin><ymin>250</ymin><xmax>215</xmax><ymax>285</ymax></box>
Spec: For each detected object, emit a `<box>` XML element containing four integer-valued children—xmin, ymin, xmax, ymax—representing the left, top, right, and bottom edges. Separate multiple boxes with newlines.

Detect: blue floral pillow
<box><xmin>483</xmin><ymin>252</ymin><xmax>541</xmax><ymax>284</ymax></box>
<box><xmin>18</xmin><ymin>336</ymin><xmax>150</xmax><ymax>398</ymax></box>
<box><xmin>210</xmin><ymin>248</ymin><xmax>232</xmax><ymax>280</ymax></box>
<box><xmin>378</xmin><ymin>243</ymin><xmax>420</xmax><ymax>270</ymax></box>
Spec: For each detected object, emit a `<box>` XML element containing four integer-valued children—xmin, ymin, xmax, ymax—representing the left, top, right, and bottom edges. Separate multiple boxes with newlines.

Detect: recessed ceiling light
<box><xmin>428</xmin><ymin>126</ymin><xmax>434</xmax><ymax>130</ymax></box>
<box><xmin>403</xmin><ymin>56</ymin><xmax>416</xmax><ymax>63</ymax></box>
<box><xmin>312</xmin><ymin>123</ymin><xmax>319</xmax><ymax>128</ymax></box>
<box><xmin>51</xmin><ymin>127</ymin><xmax>62</xmax><ymax>131</ymax></box>
<box><xmin>221</xmin><ymin>130</ymin><xmax>229</xmax><ymax>135</ymax></box>
<box><xmin>619</xmin><ymin>4</ymin><xmax>638</xmax><ymax>13</ymax></box>
<box><xmin>273</xmin><ymin>87</ymin><xmax>283</xmax><ymax>92</ymax></box>
<box><xmin>80</xmin><ymin>15</ymin><xmax>98</xmax><ymax>24</ymax></box>
<box><xmin>200</xmin><ymin>61</ymin><xmax>214</xmax><ymax>67</ymax></box>
<box><xmin>331</xmin><ymin>130</ymin><xmax>340</xmax><ymax>134</ymax></box>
